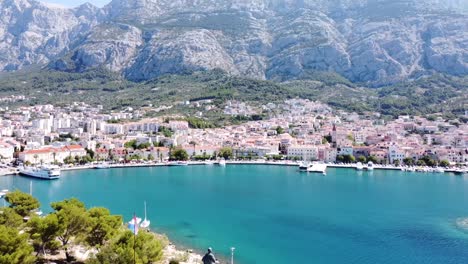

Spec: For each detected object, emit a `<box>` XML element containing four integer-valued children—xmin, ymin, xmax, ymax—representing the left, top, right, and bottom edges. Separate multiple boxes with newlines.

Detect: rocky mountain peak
<box><xmin>0</xmin><ymin>0</ymin><xmax>466</xmax><ymax>86</ymax></box>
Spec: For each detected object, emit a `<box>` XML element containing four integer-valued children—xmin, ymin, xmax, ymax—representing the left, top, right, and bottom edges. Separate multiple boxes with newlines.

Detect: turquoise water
<box><xmin>1</xmin><ymin>165</ymin><xmax>468</xmax><ymax>264</ymax></box>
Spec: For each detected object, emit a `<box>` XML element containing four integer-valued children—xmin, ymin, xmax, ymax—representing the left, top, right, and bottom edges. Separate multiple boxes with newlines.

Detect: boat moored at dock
<box><xmin>19</xmin><ymin>166</ymin><xmax>60</xmax><ymax>180</ymax></box>
<box><xmin>298</xmin><ymin>162</ymin><xmax>309</xmax><ymax>171</ymax></box>
<box><xmin>365</xmin><ymin>161</ymin><xmax>374</xmax><ymax>171</ymax></box>
<box><xmin>355</xmin><ymin>162</ymin><xmax>364</xmax><ymax>170</ymax></box>
<box><xmin>95</xmin><ymin>162</ymin><xmax>110</xmax><ymax>169</ymax></box>
<box><xmin>307</xmin><ymin>163</ymin><xmax>327</xmax><ymax>174</ymax></box>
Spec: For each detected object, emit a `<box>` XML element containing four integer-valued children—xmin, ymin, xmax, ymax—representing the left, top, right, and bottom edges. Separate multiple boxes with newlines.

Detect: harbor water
<box><xmin>1</xmin><ymin>165</ymin><xmax>468</xmax><ymax>264</ymax></box>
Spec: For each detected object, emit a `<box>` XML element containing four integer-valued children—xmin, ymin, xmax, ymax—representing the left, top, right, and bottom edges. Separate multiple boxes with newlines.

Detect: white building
<box><xmin>19</xmin><ymin>145</ymin><xmax>87</xmax><ymax>164</ymax></box>
<box><xmin>388</xmin><ymin>145</ymin><xmax>406</xmax><ymax>164</ymax></box>
<box><xmin>287</xmin><ymin>145</ymin><xmax>318</xmax><ymax>161</ymax></box>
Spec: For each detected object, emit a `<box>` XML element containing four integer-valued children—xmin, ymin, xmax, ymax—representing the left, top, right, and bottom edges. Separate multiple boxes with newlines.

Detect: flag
<box><xmin>133</xmin><ymin>214</ymin><xmax>139</xmax><ymax>235</ymax></box>
<box><xmin>128</xmin><ymin>214</ymin><xmax>139</xmax><ymax>235</ymax></box>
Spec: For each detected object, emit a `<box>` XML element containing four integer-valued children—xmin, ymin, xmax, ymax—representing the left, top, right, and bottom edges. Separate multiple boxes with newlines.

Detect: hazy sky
<box><xmin>44</xmin><ymin>0</ymin><xmax>110</xmax><ymax>7</ymax></box>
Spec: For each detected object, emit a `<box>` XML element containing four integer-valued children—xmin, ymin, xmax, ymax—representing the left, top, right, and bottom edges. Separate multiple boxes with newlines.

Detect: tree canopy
<box><xmin>4</xmin><ymin>190</ymin><xmax>40</xmax><ymax>217</ymax></box>
<box><xmin>0</xmin><ymin>225</ymin><xmax>36</xmax><ymax>264</ymax></box>
<box><xmin>219</xmin><ymin>147</ymin><xmax>233</xmax><ymax>160</ymax></box>
<box><xmin>170</xmin><ymin>148</ymin><xmax>189</xmax><ymax>161</ymax></box>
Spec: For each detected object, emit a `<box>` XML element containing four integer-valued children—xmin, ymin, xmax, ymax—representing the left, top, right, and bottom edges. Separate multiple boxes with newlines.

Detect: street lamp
<box><xmin>230</xmin><ymin>247</ymin><xmax>235</xmax><ymax>264</ymax></box>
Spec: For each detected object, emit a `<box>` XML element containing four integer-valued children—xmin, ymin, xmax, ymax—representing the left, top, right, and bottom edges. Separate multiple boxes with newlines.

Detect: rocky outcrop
<box><xmin>0</xmin><ymin>0</ymin><xmax>467</xmax><ymax>86</ymax></box>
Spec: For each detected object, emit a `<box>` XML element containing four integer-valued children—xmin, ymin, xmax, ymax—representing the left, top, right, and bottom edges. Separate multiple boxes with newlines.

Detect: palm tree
<box><xmin>33</xmin><ymin>154</ymin><xmax>38</xmax><ymax>165</ymax></box>
<box><xmin>156</xmin><ymin>148</ymin><xmax>161</xmax><ymax>163</ymax></box>
<box><xmin>52</xmin><ymin>151</ymin><xmax>57</xmax><ymax>164</ymax></box>
<box><xmin>189</xmin><ymin>141</ymin><xmax>197</xmax><ymax>157</ymax></box>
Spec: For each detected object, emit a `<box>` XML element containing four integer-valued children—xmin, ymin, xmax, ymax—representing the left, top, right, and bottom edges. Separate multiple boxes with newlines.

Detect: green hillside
<box><xmin>0</xmin><ymin>69</ymin><xmax>465</xmax><ymax>121</ymax></box>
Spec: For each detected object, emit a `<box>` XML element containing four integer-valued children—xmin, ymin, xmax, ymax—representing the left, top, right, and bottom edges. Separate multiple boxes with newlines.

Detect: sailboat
<box><xmin>30</xmin><ymin>181</ymin><xmax>43</xmax><ymax>216</ymax></box>
<box><xmin>140</xmin><ymin>201</ymin><xmax>150</xmax><ymax>229</ymax></box>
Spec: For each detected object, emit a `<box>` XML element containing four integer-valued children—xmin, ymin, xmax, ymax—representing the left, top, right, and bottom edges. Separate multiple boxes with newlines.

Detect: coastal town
<box><xmin>0</xmin><ymin>98</ymin><xmax>466</xmax><ymax>175</ymax></box>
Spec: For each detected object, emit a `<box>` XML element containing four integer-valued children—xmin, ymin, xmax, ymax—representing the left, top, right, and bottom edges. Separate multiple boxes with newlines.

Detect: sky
<box><xmin>44</xmin><ymin>0</ymin><xmax>110</xmax><ymax>7</ymax></box>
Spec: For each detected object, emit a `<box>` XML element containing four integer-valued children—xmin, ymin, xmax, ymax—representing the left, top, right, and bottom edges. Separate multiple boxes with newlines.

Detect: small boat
<box><xmin>95</xmin><ymin>162</ymin><xmax>110</xmax><ymax>169</ymax></box>
<box><xmin>307</xmin><ymin>163</ymin><xmax>327</xmax><ymax>174</ymax></box>
<box><xmin>140</xmin><ymin>201</ymin><xmax>150</xmax><ymax>229</ymax></box>
<box><xmin>434</xmin><ymin>167</ymin><xmax>445</xmax><ymax>173</ymax></box>
<box><xmin>29</xmin><ymin>182</ymin><xmax>43</xmax><ymax>216</ymax></box>
<box><xmin>415</xmin><ymin>167</ymin><xmax>428</xmax><ymax>172</ymax></box>
<box><xmin>217</xmin><ymin>159</ymin><xmax>226</xmax><ymax>166</ymax></box>
<box><xmin>128</xmin><ymin>217</ymin><xmax>142</xmax><ymax>226</ymax></box>
<box><xmin>365</xmin><ymin>161</ymin><xmax>374</xmax><ymax>171</ymax></box>
<box><xmin>168</xmin><ymin>161</ymin><xmax>188</xmax><ymax>166</ymax></box>
<box><xmin>298</xmin><ymin>162</ymin><xmax>309</xmax><ymax>171</ymax></box>
<box><xmin>454</xmin><ymin>169</ymin><xmax>466</xmax><ymax>175</ymax></box>
<box><xmin>203</xmin><ymin>160</ymin><xmax>214</xmax><ymax>165</ymax></box>
<box><xmin>355</xmin><ymin>162</ymin><xmax>364</xmax><ymax>170</ymax></box>
<box><xmin>19</xmin><ymin>166</ymin><xmax>60</xmax><ymax>180</ymax></box>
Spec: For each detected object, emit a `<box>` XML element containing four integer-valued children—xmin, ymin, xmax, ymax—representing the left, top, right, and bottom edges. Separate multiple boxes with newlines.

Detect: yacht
<box><xmin>95</xmin><ymin>162</ymin><xmax>110</xmax><ymax>169</ymax></box>
<box><xmin>307</xmin><ymin>163</ymin><xmax>327</xmax><ymax>174</ymax></box>
<box><xmin>203</xmin><ymin>160</ymin><xmax>214</xmax><ymax>165</ymax></box>
<box><xmin>19</xmin><ymin>166</ymin><xmax>60</xmax><ymax>180</ymax></box>
<box><xmin>140</xmin><ymin>201</ymin><xmax>150</xmax><ymax>229</ymax></box>
<box><xmin>355</xmin><ymin>162</ymin><xmax>364</xmax><ymax>170</ymax></box>
<box><xmin>434</xmin><ymin>167</ymin><xmax>445</xmax><ymax>173</ymax></box>
<box><xmin>366</xmin><ymin>161</ymin><xmax>374</xmax><ymax>171</ymax></box>
<box><xmin>298</xmin><ymin>162</ymin><xmax>309</xmax><ymax>171</ymax></box>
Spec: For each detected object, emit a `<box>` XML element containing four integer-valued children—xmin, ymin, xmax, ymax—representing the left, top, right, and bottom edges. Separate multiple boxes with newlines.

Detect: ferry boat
<box><xmin>95</xmin><ymin>162</ymin><xmax>110</xmax><ymax>169</ymax></box>
<box><xmin>307</xmin><ymin>163</ymin><xmax>327</xmax><ymax>174</ymax></box>
<box><xmin>355</xmin><ymin>162</ymin><xmax>364</xmax><ymax>170</ymax></box>
<box><xmin>365</xmin><ymin>161</ymin><xmax>374</xmax><ymax>171</ymax></box>
<box><xmin>19</xmin><ymin>166</ymin><xmax>60</xmax><ymax>180</ymax></box>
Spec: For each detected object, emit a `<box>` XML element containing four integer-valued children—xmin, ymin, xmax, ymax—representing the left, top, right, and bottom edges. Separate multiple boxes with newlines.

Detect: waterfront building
<box><xmin>287</xmin><ymin>145</ymin><xmax>318</xmax><ymax>161</ymax></box>
<box><xmin>19</xmin><ymin>145</ymin><xmax>86</xmax><ymax>164</ymax></box>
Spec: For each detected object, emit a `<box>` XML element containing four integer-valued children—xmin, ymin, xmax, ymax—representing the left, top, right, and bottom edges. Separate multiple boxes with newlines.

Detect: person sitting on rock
<box><xmin>202</xmin><ymin>247</ymin><xmax>218</xmax><ymax>264</ymax></box>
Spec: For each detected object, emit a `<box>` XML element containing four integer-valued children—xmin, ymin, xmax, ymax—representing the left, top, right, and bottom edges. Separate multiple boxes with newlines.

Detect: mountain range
<box><xmin>0</xmin><ymin>0</ymin><xmax>467</xmax><ymax>86</ymax></box>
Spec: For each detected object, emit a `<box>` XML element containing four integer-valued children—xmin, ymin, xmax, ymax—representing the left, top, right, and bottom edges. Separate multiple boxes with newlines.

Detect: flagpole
<box><xmin>133</xmin><ymin>212</ymin><xmax>136</xmax><ymax>264</ymax></box>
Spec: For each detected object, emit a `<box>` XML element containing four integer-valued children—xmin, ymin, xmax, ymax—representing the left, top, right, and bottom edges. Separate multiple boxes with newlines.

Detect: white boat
<box><xmin>0</xmin><ymin>192</ymin><xmax>5</xmax><ymax>199</ymax></box>
<box><xmin>29</xmin><ymin>182</ymin><xmax>43</xmax><ymax>216</ymax></box>
<box><xmin>203</xmin><ymin>160</ymin><xmax>214</xmax><ymax>165</ymax></box>
<box><xmin>298</xmin><ymin>162</ymin><xmax>309</xmax><ymax>171</ymax></box>
<box><xmin>366</xmin><ymin>161</ymin><xmax>374</xmax><ymax>171</ymax></box>
<box><xmin>307</xmin><ymin>163</ymin><xmax>327</xmax><ymax>174</ymax></box>
<box><xmin>168</xmin><ymin>161</ymin><xmax>188</xmax><ymax>166</ymax></box>
<box><xmin>19</xmin><ymin>166</ymin><xmax>60</xmax><ymax>180</ymax></box>
<box><xmin>218</xmin><ymin>159</ymin><xmax>226</xmax><ymax>166</ymax></box>
<box><xmin>434</xmin><ymin>167</ymin><xmax>445</xmax><ymax>173</ymax></box>
<box><xmin>128</xmin><ymin>217</ymin><xmax>142</xmax><ymax>225</ymax></box>
<box><xmin>95</xmin><ymin>162</ymin><xmax>110</xmax><ymax>169</ymax></box>
<box><xmin>355</xmin><ymin>162</ymin><xmax>364</xmax><ymax>170</ymax></box>
<box><xmin>140</xmin><ymin>201</ymin><xmax>150</xmax><ymax>229</ymax></box>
